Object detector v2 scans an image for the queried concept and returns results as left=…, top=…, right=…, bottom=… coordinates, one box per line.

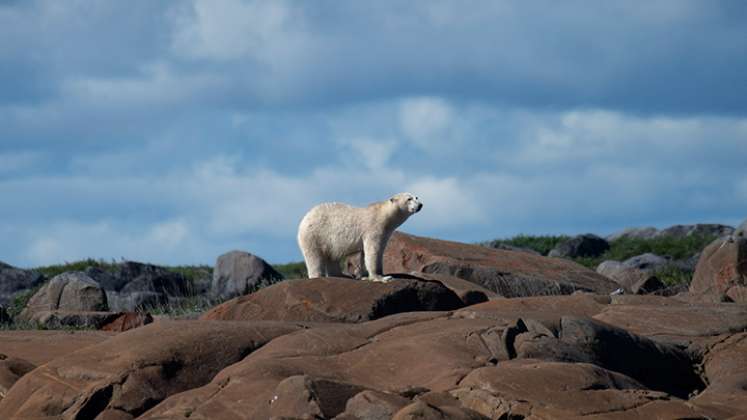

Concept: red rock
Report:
left=690, top=237, right=747, bottom=302
left=201, top=276, right=463, bottom=323
left=0, top=330, right=114, bottom=365
left=0, top=354, right=35, bottom=402
left=100, top=312, right=153, bottom=332
left=379, top=232, right=618, bottom=297
left=0, top=320, right=302, bottom=419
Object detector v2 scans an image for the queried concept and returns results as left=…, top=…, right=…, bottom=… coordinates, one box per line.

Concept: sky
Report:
left=1, top=1, right=746, bottom=267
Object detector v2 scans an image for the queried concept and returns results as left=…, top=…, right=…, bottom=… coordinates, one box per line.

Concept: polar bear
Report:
left=297, top=192, right=423, bottom=282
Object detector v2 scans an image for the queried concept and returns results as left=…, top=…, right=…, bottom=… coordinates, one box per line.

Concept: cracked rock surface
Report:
left=0, top=237, right=745, bottom=419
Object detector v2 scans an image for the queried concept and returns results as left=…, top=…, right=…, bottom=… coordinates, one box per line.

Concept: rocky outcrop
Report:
left=201, top=276, right=464, bottom=323
left=548, top=234, right=610, bottom=258
left=0, top=262, right=45, bottom=307
left=608, top=224, right=734, bottom=241
left=19, top=272, right=108, bottom=322
left=690, top=236, right=747, bottom=302
left=0, top=321, right=302, bottom=419
left=368, top=232, right=618, bottom=297
left=596, top=253, right=668, bottom=294
left=211, top=250, right=283, bottom=299
left=86, top=261, right=196, bottom=311
left=0, top=354, right=34, bottom=402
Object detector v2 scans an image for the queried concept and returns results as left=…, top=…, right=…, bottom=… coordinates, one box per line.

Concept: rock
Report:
left=340, top=390, right=410, bottom=420
left=86, top=261, right=195, bottom=312
left=99, top=312, right=153, bottom=332
left=392, top=397, right=487, bottom=420
left=606, top=226, right=659, bottom=241
left=0, top=330, right=114, bottom=366
left=692, top=333, right=747, bottom=417
left=548, top=234, right=610, bottom=258
left=690, top=236, right=747, bottom=302
left=657, top=223, right=734, bottom=239
left=593, top=300, right=747, bottom=344
left=452, top=359, right=704, bottom=419
left=403, top=272, right=497, bottom=306
left=736, top=218, right=747, bottom=236
left=596, top=253, right=669, bottom=294
left=0, top=262, right=45, bottom=307
left=0, top=354, right=35, bottom=402
left=269, top=375, right=366, bottom=419
left=479, top=241, right=541, bottom=255
left=212, top=250, right=283, bottom=299
left=19, top=272, right=108, bottom=322
left=139, top=313, right=496, bottom=419
left=24, top=310, right=125, bottom=329
left=201, top=276, right=464, bottom=323
left=607, top=224, right=734, bottom=242
left=374, top=232, right=618, bottom=297
left=0, top=320, right=303, bottom=419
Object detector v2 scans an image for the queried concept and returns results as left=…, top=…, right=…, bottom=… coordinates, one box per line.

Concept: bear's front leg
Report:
left=362, top=235, right=392, bottom=283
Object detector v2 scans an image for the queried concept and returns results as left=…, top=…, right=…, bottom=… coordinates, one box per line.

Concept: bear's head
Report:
left=390, top=192, right=423, bottom=215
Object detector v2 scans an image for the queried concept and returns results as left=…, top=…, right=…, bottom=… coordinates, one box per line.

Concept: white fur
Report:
left=297, top=193, right=422, bottom=281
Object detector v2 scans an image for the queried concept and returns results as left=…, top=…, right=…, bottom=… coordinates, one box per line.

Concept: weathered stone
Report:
left=0, top=321, right=302, bottom=419
left=201, top=276, right=464, bottom=323
left=597, top=253, right=669, bottom=294
left=99, top=312, right=153, bottom=332
left=0, top=330, right=114, bottom=366
left=452, top=359, right=705, bottom=419
left=341, top=390, right=410, bottom=420
left=269, top=375, right=366, bottom=419
left=377, top=232, right=618, bottom=297
left=690, top=236, right=747, bottom=302
left=0, top=262, right=45, bottom=307
left=19, top=272, right=108, bottom=322
left=87, top=261, right=196, bottom=312
left=212, top=250, right=283, bottom=299
left=0, top=354, right=35, bottom=402
left=548, top=234, right=610, bottom=258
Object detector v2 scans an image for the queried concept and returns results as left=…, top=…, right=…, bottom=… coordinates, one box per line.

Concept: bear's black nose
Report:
left=417, top=203, right=423, bottom=211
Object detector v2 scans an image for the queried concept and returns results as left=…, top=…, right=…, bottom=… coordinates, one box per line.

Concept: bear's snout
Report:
left=416, top=203, right=423, bottom=212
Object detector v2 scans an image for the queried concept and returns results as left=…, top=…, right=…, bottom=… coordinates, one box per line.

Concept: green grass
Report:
left=32, top=258, right=120, bottom=278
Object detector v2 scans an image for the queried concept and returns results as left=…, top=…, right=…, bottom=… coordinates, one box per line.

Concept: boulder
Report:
left=657, top=223, right=734, bottom=239
left=86, top=261, right=195, bottom=312
left=19, top=272, right=108, bottom=322
left=99, top=312, right=153, bottom=332
left=402, top=272, right=497, bottom=305
left=269, top=375, right=366, bottom=419
left=211, top=250, right=283, bottom=299
left=372, top=232, right=618, bottom=297
left=548, top=234, right=610, bottom=258
left=607, top=224, right=735, bottom=242
left=452, top=359, right=704, bottom=419
left=0, top=354, right=35, bottom=402
left=592, top=300, right=747, bottom=344
left=607, top=226, right=659, bottom=241
left=692, top=332, right=747, bottom=417
left=201, top=276, right=464, bottom=323
left=596, top=253, right=668, bottom=294
left=479, top=241, right=540, bottom=255
left=690, top=236, right=747, bottom=302
left=0, top=262, right=45, bottom=307
left=0, top=320, right=303, bottom=419
left=340, top=390, right=410, bottom=420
